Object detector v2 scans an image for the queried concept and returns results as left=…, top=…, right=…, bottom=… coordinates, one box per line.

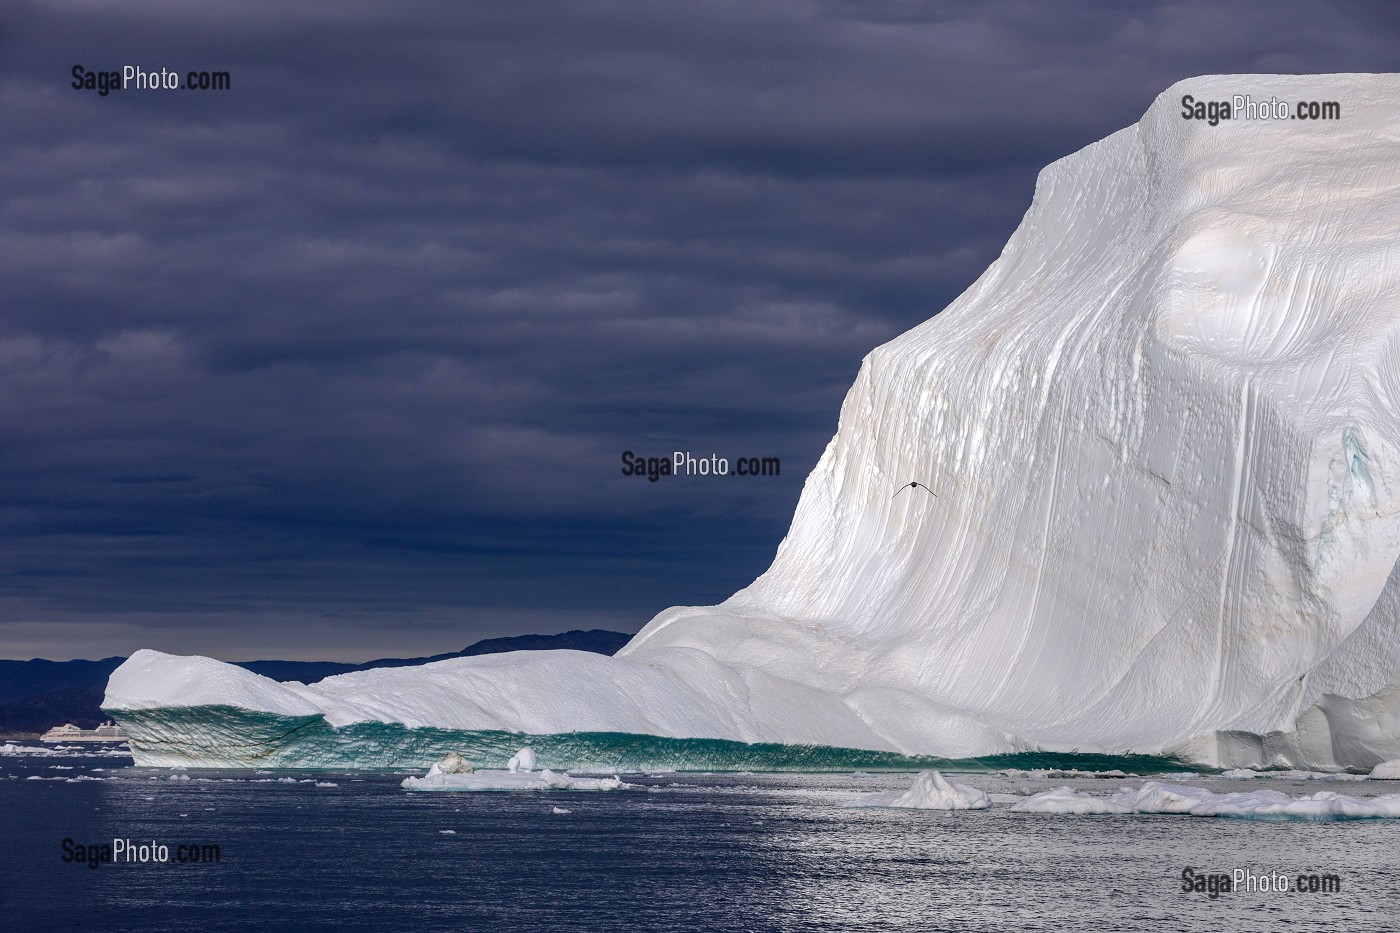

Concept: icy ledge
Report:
left=107, top=74, right=1400, bottom=770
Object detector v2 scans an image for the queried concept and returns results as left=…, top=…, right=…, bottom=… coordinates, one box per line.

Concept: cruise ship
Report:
left=39, top=721, right=129, bottom=743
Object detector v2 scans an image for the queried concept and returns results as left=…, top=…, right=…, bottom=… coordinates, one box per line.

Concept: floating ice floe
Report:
left=0, top=742, right=130, bottom=759
left=1222, top=768, right=1366, bottom=781
left=22, top=774, right=105, bottom=782
left=845, top=771, right=990, bottom=810
left=552, top=806, right=571, bottom=814
left=1013, top=781, right=1400, bottom=820
left=402, top=769, right=628, bottom=793
left=1011, top=787, right=1132, bottom=814
left=402, top=754, right=631, bottom=793
left=998, top=768, right=1135, bottom=780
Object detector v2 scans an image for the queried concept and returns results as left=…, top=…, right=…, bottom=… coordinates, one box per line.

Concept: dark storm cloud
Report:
left=0, top=1, right=1395, bottom=659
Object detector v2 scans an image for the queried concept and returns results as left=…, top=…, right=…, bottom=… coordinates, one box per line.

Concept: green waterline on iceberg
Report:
left=106, top=705, right=1194, bottom=773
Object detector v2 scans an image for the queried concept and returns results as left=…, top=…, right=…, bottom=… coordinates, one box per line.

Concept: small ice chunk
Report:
left=439, top=829, right=457, bottom=834
left=1011, top=786, right=1132, bottom=814
left=427, top=752, right=474, bottom=776
left=1221, top=768, right=1262, bottom=780
left=1111, top=781, right=1215, bottom=813
left=507, top=747, right=538, bottom=773
left=846, top=771, right=990, bottom=810
left=1370, top=760, right=1400, bottom=780
left=552, top=806, right=571, bottom=814
left=1103, top=780, right=1400, bottom=819
left=315, top=782, right=337, bottom=787
left=0, top=743, right=78, bottom=757
left=402, top=767, right=630, bottom=792
left=1191, top=789, right=1400, bottom=819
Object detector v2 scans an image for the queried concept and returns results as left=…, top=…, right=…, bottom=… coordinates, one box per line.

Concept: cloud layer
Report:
left=2, top=1, right=1396, bottom=659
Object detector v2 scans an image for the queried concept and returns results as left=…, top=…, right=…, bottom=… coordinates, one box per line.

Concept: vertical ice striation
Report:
left=623, top=73, right=1400, bottom=766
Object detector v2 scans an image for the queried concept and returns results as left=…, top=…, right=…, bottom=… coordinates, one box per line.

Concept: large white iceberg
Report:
left=105, top=74, right=1400, bottom=771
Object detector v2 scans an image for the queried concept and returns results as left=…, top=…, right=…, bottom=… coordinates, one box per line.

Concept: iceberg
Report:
left=0, top=742, right=130, bottom=759
left=845, top=770, right=991, bottom=810
left=1220, top=767, right=1365, bottom=781
left=104, top=74, right=1400, bottom=771
left=1010, top=787, right=1132, bottom=815
left=1013, top=781, right=1400, bottom=819
left=401, top=768, right=629, bottom=793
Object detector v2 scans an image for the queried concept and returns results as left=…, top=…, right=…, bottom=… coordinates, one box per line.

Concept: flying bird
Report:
left=892, top=481, right=938, bottom=499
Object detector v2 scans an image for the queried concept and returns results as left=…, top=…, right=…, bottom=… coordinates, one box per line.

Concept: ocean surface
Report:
left=3, top=743, right=1398, bottom=931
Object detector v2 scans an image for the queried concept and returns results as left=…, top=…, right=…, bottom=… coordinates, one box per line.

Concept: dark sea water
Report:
left=3, top=745, right=1399, bottom=932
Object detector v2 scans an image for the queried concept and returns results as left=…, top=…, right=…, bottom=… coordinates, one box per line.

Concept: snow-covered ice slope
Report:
left=106, top=75, right=1400, bottom=770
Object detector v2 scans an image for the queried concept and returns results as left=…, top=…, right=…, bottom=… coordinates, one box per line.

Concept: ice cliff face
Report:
left=106, top=75, right=1400, bottom=770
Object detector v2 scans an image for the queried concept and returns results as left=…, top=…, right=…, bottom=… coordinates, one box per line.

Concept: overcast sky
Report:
left=2, top=1, right=1396, bottom=660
